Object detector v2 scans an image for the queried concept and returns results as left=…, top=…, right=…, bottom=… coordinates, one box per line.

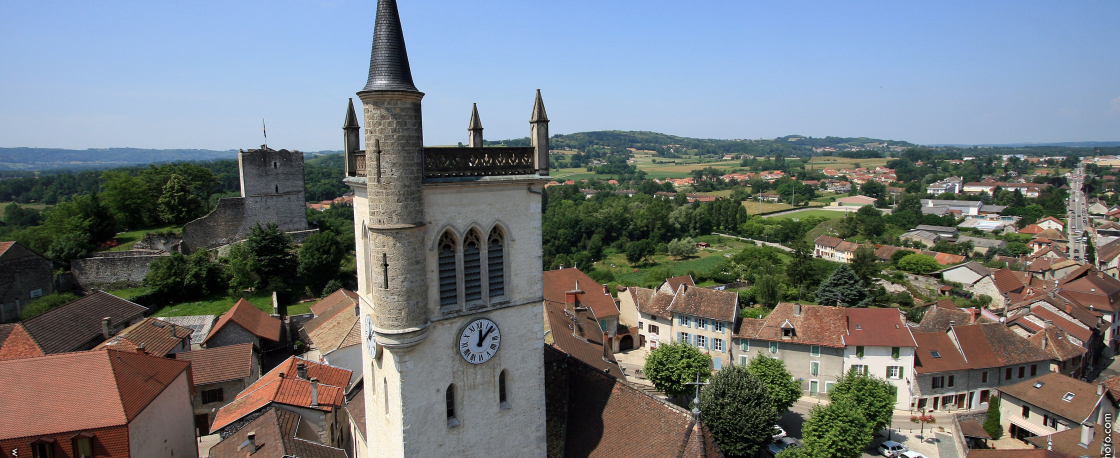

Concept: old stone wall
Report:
left=239, top=148, right=305, bottom=197
left=71, top=250, right=168, bottom=290
left=0, top=255, right=54, bottom=322
left=181, top=197, right=246, bottom=252
left=205, top=323, right=261, bottom=349
left=134, top=233, right=181, bottom=251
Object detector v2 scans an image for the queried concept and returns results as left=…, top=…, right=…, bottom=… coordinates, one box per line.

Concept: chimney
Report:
left=794, top=303, right=801, bottom=316
left=272, top=291, right=279, bottom=316
left=246, top=431, right=257, bottom=452
left=603, top=284, right=609, bottom=295
left=1098, top=384, right=1105, bottom=396
left=310, top=377, right=320, bottom=407
left=102, top=317, right=112, bottom=339
left=603, top=332, right=611, bottom=359
left=970, top=309, right=981, bottom=324
left=136, top=343, right=147, bottom=355
left=297, top=363, right=308, bottom=380
left=1041, top=332, right=1048, bottom=350
left=1079, top=422, right=1094, bottom=447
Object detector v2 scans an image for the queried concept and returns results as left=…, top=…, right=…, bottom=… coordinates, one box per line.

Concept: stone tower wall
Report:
left=239, top=148, right=305, bottom=197
left=360, top=91, right=429, bottom=333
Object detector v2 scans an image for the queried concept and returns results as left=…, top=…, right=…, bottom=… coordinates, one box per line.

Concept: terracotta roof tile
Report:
left=0, top=349, right=190, bottom=440
left=665, top=285, right=738, bottom=322
left=310, top=288, right=359, bottom=317
left=304, top=300, right=361, bottom=354
left=544, top=300, right=624, bottom=378
left=750, top=303, right=847, bottom=348
left=663, top=275, right=695, bottom=294
left=999, top=372, right=1108, bottom=424
left=175, top=343, right=256, bottom=385
left=0, top=324, right=44, bottom=360
left=346, top=385, right=366, bottom=439
left=209, top=407, right=347, bottom=458
left=912, top=331, right=969, bottom=374
left=543, top=268, right=618, bottom=319
left=204, top=298, right=282, bottom=344
left=20, top=291, right=148, bottom=354
left=210, top=356, right=351, bottom=432
left=992, top=268, right=1028, bottom=294
left=734, top=318, right=766, bottom=339
left=1026, top=326, right=1086, bottom=362
left=1026, top=423, right=1115, bottom=458
left=844, top=308, right=917, bottom=347
left=95, top=317, right=193, bottom=356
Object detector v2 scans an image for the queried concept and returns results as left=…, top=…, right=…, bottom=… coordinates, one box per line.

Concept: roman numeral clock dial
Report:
left=459, top=318, right=501, bottom=364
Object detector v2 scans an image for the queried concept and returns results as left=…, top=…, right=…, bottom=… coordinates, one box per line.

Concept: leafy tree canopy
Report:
left=746, top=353, right=802, bottom=413
left=699, top=364, right=779, bottom=457
left=815, top=264, right=866, bottom=307
left=644, top=341, right=711, bottom=399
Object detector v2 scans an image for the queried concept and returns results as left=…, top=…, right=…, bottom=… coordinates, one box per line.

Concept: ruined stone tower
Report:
left=345, top=1, right=551, bottom=456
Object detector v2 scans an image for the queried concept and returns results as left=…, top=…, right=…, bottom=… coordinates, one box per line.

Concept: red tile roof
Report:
left=304, top=296, right=361, bottom=355
left=95, top=317, right=193, bottom=356
left=310, top=288, right=359, bottom=317
left=210, top=356, right=351, bottom=432
left=1018, top=224, right=1044, bottom=235
left=663, top=275, right=695, bottom=293
left=204, top=298, right=282, bottom=344
left=747, top=303, right=847, bottom=348
left=992, top=268, right=1028, bottom=294
left=843, top=308, right=917, bottom=347
left=544, top=300, right=624, bottom=378
left=665, top=285, right=738, bottom=322
left=209, top=407, right=347, bottom=458
left=175, top=343, right=256, bottom=386
left=912, top=331, right=971, bottom=374
left=543, top=268, right=618, bottom=319
left=999, top=372, right=1108, bottom=424
left=0, top=349, right=190, bottom=440
left=0, top=324, right=44, bottom=360
left=20, top=291, right=148, bottom=354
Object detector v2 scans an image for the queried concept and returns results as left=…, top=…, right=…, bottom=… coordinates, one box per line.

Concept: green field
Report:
left=151, top=291, right=276, bottom=317
left=765, top=209, right=847, bottom=220
left=0, top=201, right=49, bottom=218
left=102, top=225, right=181, bottom=251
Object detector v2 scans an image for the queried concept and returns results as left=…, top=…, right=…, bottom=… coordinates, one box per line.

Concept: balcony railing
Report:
left=423, top=147, right=535, bottom=179
left=352, top=153, right=366, bottom=177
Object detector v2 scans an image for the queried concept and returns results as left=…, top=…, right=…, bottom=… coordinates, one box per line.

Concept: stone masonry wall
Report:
left=0, top=255, right=54, bottom=321
left=71, top=251, right=168, bottom=290
left=181, top=197, right=246, bottom=252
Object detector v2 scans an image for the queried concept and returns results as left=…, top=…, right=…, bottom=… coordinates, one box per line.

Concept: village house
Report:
left=813, top=235, right=860, bottom=263
left=301, top=290, right=363, bottom=385
left=997, top=372, right=1116, bottom=443
left=842, top=308, right=918, bottom=409
left=543, top=268, right=629, bottom=351
left=620, top=276, right=695, bottom=350
left=95, top=316, right=194, bottom=357
left=734, top=303, right=847, bottom=399
left=203, top=298, right=283, bottom=350
left=666, top=283, right=740, bottom=370
left=922, top=199, right=983, bottom=216
left=176, top=342, right=261, bottom=435
left=0, top=349, right=197, bottom=458
left=543, top=298, right=624, bottom=378
left=208, top=407, right=349, bottom=458
left=19, top=291, right=147, bottom=354
left=937, top=262, right=1002, bottom=305
left=0, top=323, right=43, bottom=361
left=900, top=229, right=941, bottom=248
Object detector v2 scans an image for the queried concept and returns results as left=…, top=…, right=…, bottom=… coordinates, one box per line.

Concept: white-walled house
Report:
left=997, top=372, right=1117, bottom=442
left=842, top=308, right=918, bottom=410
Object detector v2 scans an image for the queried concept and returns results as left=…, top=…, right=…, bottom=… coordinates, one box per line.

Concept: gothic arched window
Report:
left=438, top=231, right=458, bottom=307
left=488, top=227, right=506, bottom=298
left=463, top=230, right=483, bottom=303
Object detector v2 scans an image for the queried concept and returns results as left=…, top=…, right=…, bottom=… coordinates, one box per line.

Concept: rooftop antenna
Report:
left=263, top=118, right=268, bottom=148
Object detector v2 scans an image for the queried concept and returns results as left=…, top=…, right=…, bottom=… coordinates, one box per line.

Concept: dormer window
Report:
left=70, top=432, right=94, bottom=458
left=1063, top=392, right=1075, bottom=402
left=930, top=351, right=941, bottom=358
left=783, top=328, right=794, bottom=337
left=781, top=319, right=795, bottom=338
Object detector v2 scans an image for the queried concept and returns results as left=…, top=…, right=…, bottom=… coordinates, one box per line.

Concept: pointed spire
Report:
left=469, top=103, right=483, bottom=130
left=344, top=98, right=360, bottom=129
left=530, top=89, right=548, bottom=122
left=360, top=0, right=419, bottom=93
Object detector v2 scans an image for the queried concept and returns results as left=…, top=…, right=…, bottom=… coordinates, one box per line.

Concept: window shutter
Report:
left=438, top=232, right=457, bottom=306
left=463, top=231, right=482, bottom=302
left=900, top=367, right=904, bottom=379
left=488, top=230, right=505, bottom=297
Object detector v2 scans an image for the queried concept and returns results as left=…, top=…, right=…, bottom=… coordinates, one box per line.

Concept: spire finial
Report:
left=469, top=103, right=483, bottom=130
left=344, top=98, right=360, bottom=129
left=360, top=0, right=419, bottom=93
left=531, top=89, right=548, bottom=122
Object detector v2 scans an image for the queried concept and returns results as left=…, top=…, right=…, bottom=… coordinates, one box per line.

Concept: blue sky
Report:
left=1, top=0, right=1118, bottom=151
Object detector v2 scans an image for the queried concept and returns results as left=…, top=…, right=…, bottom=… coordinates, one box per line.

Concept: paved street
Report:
left=1068, top=166, right=1088, bottom=262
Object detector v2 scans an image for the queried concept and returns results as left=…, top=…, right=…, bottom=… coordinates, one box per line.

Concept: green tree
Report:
left=983, top=395, right=1003, bottom=439
left=2, top=203, right=41, bottom=227
left=753, top=274, right=783, bottom=307
left=667, top=237, right=698, bottom=258
left=298, top=231, right=345, bottom=293
left=100, top=170, right=153, bottom=229
left=46, top=232, right=93, bottom=266
left=19, top=292, right=79, bottom=320
left=746, top=353, right=802, bottom=413
left=644, top=341, right=712, bottom=401
left=183, top=249, right=226, bottom=298
left=793, top=399, right=871, bottom=458
left=854, top=205, right=886, bottom=238
left=226, top=242, right=259, bottom=295
left=625, top=240, right=655, bottom=265
left=1006, top=242, right=1030, bottom=257
left=815, top=264, right=867, bottom=307
left=829, top=369, right=897, bottom=437
left=699, top=364, right=779, bottom=457
left=849, top=247, right=880, bottom=285
left=321, top=279, right=344, bottom=297
left=897, top=254, right=940, bottom=274
left=157, top=174, right=204, bottom=224
left=891, top=194, right=923, bottom=229
left=143, top=252, right=189, bottom=297
left=246, top=223, right=297, bottom=288
left=1087, top=237, right=1096, bottom=265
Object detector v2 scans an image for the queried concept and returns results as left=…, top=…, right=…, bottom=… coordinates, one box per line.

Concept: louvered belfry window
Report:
left=488, top=227, right=505, bottom=298
left=438, top=231, right=458, bottom=306
left=463, top=230, right=483, bottom=302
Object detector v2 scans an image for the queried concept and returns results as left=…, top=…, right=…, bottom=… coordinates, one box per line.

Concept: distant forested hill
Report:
left=0, top=147, right=344, bottom=171
left=485, top=131, right=913, bottom=157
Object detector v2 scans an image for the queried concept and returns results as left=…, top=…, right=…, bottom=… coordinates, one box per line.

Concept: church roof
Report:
left=360, top=0, right=418, bottom=93
left=343, top=98, right=360, bottom=129
left=469, top=103, right=482, bottom=130
left=531, top=89, right=549, bottom=122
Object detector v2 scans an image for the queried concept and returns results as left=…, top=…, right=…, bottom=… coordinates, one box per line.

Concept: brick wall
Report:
left=71, top=251, right=168, bottom=290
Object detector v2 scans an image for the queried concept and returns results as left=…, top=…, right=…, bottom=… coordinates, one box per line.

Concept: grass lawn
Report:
left=152, top=291, right=275, bottom=317
left=766, top=209, right=847, bottom=220
left=743, top=201, right=793, bottom=214
left=0, top=201, right=49, bottom=218
left=803, top=156, right=890, bottom=171
left=103, top=224, right=181, bottom=251
left=287, top=302, right=313, bottom=316
left=590, top=235, right=767, bottom=287
left=106, top=286, right=153, bottom=301
left=804, top=216, right=848, bottom=244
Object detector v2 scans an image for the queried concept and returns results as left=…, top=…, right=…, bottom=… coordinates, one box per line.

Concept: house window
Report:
left=856, top=346, right=865, bottom=358
left=769, top=342, right=778, bottom=353
left=1030, top=364, right=1037, bottom=376
left=887, top=366, right=902, bottom=379
left=695, top=335, right=707, bottom=349
left=1022, top=405, right=1030, bottom=418
left=739, top=355, right=749, bottom=365
left=712, top=339, right=724, bottom=352
left=201, top=388, right=224, bottom=404
left=680, top=332, right=690, bottom=344
left=740, top=339, right=749, bottom=352
left=851, top=365, right=868, bottom=375
left=782, top=327, right=794, bottom=337
left=72, top=435, right=93, bottom=458
left=463, top=230, right=483, bottom=303
left=982, top=371, right=988, bottom=383
left=948, top=375, right=955, bottom=387
left=488, top=227, right=505, bottom=298
left=638, top=322, right=644, bottom=330
left=714, top=321, right=725, bottom=333
left=810, top=361, right=820, bottom=376
left=499, top=370, right=510, bottom=409
left=1005, top=368, right=1012, bottom=380
left=697, top=318, right=707, bottom=330
left=599, top=320, right=608, bottom=332
left=678, top=315, right=685, bottom=326
left=649, top=324, right=659, bottom=334
left=932, top=376, right=944, bottom=389
left=446, top=384, right=459, bottom=427
left=438, top=231, right=458, bottom=307
left=32, top=442, right=53, bottom=458
left=1043, top=414, right=1057, bottom=429
left=30, top=288, right=43, bottom=299
left=891, top=347, right=900, bottom=359
left=811, top=345, right=820, bottom=357
left=1018, top=366, right=1025, bottom=378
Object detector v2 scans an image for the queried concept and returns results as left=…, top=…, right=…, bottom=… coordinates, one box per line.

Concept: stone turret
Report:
left=343, top=98, right=362, bottom=177
left=357, top=0, right=429, bottom=350
left=468, top=103, right=483, bottom=148
left=530, top=89, right=550, bottom=176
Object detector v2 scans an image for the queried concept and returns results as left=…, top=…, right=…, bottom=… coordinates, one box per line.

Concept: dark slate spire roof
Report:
left=343, top=98, right=360, bottom=129
left=469, top=103, right=483, bottom=130
left=360, top=0, right=419, bottom=93
left=531, top=89, right=549, bottom=122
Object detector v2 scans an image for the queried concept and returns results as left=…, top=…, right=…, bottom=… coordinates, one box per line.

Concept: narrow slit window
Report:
left=488, top=227, right=506, bottom=298
left=382, top=253, right=389, bottom=289
left=446, top=384, right=457, bottom=420
left=438, top=232, right=458, bottom=307
left=463, top=230, right=482, bottom=302
left=499, top=370, right=509, bottom=408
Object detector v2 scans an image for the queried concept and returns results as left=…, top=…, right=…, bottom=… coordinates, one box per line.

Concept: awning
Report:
left=1006, top=414, right=1052, bottom=436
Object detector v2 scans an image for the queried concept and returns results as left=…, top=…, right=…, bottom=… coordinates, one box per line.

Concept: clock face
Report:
left=364, top=314, right=380, bottom=358
left=459, top=318, right=501, bottom=365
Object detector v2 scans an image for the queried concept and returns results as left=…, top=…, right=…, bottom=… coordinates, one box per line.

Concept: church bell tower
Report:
left=347, top=1, right=550, bottom=456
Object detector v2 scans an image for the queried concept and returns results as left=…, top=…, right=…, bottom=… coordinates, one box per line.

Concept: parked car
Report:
left=772, top=425, right=787, bottom=440
left=878, top=440, right=909, bottom=457
left=900, top=452, right=929, bottom=458
left=767, top=437, right=801, bottom=456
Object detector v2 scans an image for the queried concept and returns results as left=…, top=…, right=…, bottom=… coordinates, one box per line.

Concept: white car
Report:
left=899, top=452, right=929, bottom=458
left=772, top=425, right=787, bottom=440
left=878, top=440, right=909, bottom=457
